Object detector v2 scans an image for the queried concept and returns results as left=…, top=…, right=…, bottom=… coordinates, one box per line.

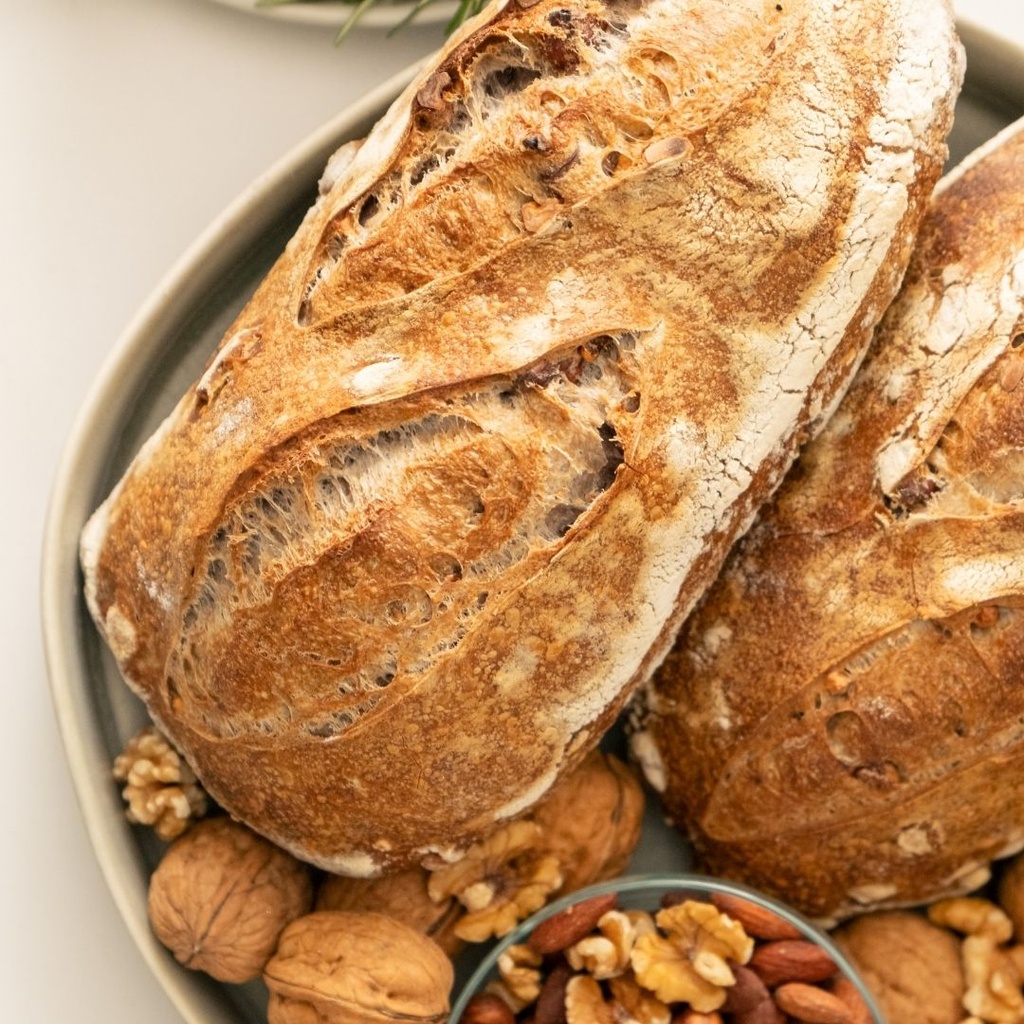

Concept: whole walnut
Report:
left=264, top=911, right=453, bottom=1024
left=316, top=866, right=464, bottom=957
left=532, top=749, right=645, bottom=893
left=147, top=816, right=313, bottom=983
left=833, top=910, right=965, bottom=1024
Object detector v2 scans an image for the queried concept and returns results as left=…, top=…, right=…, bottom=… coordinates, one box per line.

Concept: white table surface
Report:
left=4, top=1, right=1022, bottom=1020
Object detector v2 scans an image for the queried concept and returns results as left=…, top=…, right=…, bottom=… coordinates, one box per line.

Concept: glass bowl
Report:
left=449, top=873, right=883, bottom=1022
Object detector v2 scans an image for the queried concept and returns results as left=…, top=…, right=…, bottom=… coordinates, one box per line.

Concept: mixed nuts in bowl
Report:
left=451, top=874, right=882, bottom=1024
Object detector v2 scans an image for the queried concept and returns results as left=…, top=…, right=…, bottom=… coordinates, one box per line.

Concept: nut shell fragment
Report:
left=264, top=911, right=453, bottom=1024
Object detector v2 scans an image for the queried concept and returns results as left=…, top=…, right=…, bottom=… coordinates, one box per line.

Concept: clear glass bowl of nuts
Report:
left=450, top=873, right=883, bottom=1023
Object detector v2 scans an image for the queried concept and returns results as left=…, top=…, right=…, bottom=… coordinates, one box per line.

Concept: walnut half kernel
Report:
left=423, top=750, right=646, bottom=944
left=428, top=820, right=564, bottom=943
left=113, top=725, right=207, bottom=840
left=631, top=901, right=755, bottom=1011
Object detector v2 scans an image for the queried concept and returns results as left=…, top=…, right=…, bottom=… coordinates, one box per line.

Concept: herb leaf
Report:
left=253, top=0, right=484, bottom=36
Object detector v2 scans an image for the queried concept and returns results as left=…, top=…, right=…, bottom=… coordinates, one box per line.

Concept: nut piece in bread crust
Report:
left=633, top=116, right=1024, bottom=920
left=80, top=0, right=963, bottom=873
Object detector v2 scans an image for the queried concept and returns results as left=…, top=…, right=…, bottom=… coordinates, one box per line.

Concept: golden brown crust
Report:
left=638, top=117, right=1024, bottom=921
left=81, top=0, right=962, bottom=872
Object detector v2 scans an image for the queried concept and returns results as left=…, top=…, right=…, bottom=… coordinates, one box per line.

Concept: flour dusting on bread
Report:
left=639, top=116, right=1024, bottom=922
left=82, top=0, right=963, bottom=872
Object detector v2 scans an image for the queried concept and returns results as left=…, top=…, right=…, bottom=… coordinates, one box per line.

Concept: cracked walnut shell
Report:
left=264, top=911, right=453, bottom=1024
left=147, top=816, right=313, bottom=983
left=113, top=725, right=207, bottom=840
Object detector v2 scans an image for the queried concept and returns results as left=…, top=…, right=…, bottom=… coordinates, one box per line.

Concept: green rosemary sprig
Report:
left=254, top=0, right=488, bottom=42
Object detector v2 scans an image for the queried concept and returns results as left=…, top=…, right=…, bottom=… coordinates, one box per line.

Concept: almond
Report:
left=774, top=982, right=855, bottom=1024
left=534, top=959, right=574, bottom=1024
left=711, top=892, right=803, bottom=941
left=829, top=977, right=874, bottom=1024
left=722, top=965, right=774, bottom=1014
left=730, top=996, right=785, bottom=1024
left=749, top=939, right=839, bottom=987
left=528, top=893, right=619, bottom=955
left=459, top=993, right=517, bottom=1024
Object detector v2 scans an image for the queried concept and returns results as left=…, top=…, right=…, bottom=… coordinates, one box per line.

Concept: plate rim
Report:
left=40, top=61, right=422, bottom=1024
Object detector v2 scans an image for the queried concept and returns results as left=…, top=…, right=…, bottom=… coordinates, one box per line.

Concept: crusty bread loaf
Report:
left=633, top=115, right=1024, bottom=923
left=80, top=0, right=962, bottom=874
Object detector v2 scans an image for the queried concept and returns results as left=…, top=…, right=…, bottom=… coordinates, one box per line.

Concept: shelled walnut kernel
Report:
left=425, top=751, right=646, bottom=944
left=428, top=820, right=564, bottom=942
left=113, top=725, right=207, bottom=840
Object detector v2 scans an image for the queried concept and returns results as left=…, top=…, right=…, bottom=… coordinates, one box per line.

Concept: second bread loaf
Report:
left=634, top=115, right=1024, bottom=923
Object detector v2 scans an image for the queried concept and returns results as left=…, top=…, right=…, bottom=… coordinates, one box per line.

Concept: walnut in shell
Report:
left=147, top=816, right=313, bottom=983
left=316, top=865, right=464, bottom=957
left=264, top=911, right=453, bottom=1024
left=532, top=749, right=645, bottom=894
left=833, top=910, right=965, bottom=1024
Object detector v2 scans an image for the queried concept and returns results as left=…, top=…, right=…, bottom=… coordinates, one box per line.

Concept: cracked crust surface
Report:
left=638, top=116, right=1024, bottom=921
left=81, top=0, right=961, bottom=872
